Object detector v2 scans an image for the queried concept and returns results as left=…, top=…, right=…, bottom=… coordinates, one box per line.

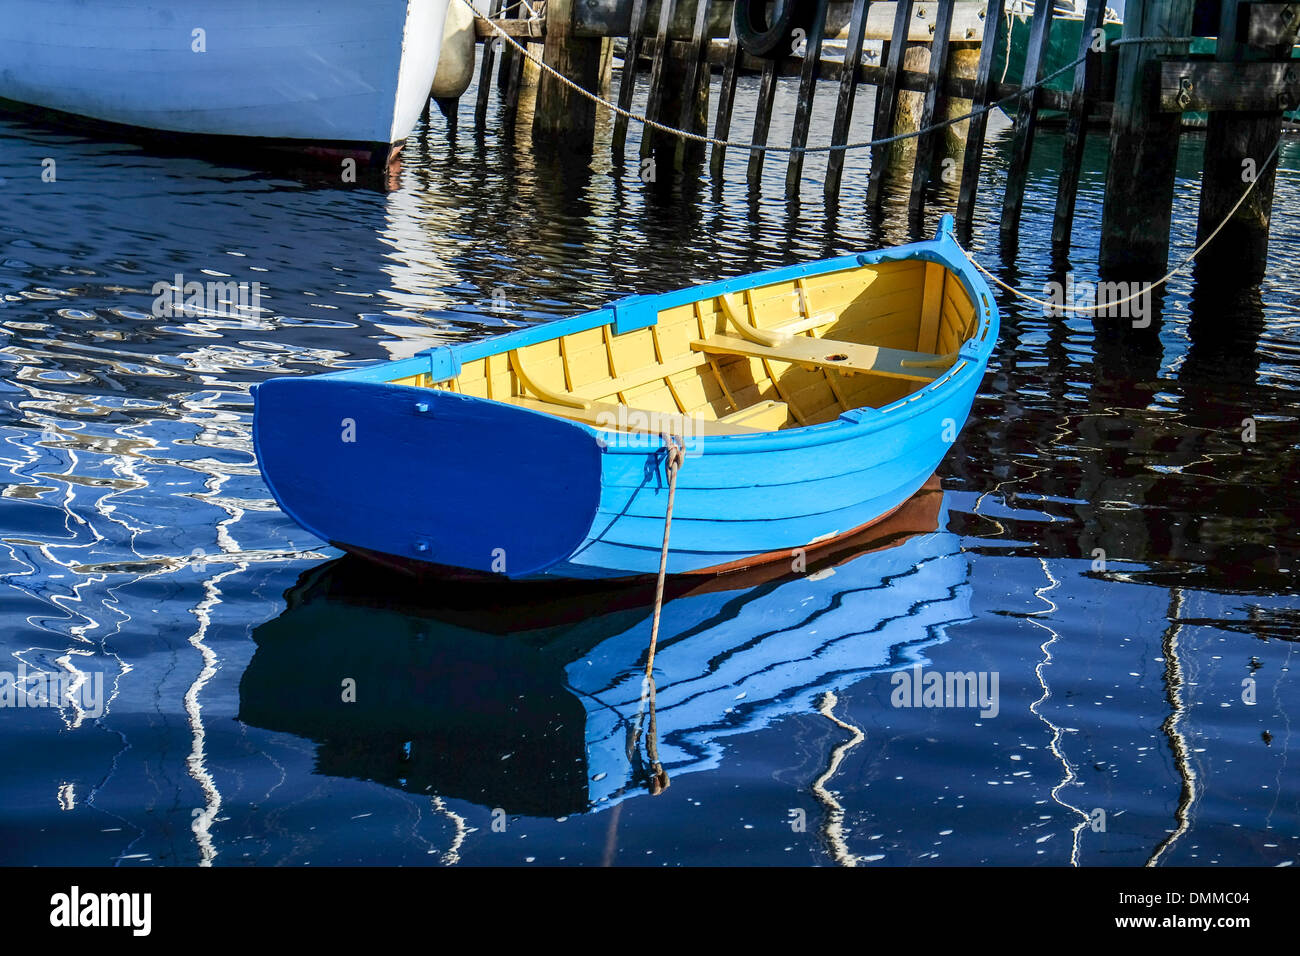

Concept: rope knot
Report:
left=660, top=432, right=686, bottom=476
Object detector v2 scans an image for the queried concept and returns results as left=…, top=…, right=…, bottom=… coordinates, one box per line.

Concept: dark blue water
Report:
left=1, top=62, right=1297, bottom=866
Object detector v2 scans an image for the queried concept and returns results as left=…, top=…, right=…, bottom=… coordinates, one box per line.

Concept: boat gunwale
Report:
left=275, top=219, right=999, bottom=455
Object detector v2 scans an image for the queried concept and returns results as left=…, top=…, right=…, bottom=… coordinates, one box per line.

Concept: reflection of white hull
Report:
left=0, top=0, right=449, bottom=149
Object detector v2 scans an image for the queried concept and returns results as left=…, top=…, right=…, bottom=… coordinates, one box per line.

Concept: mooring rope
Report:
left=1000, top=10, right=1014, bottom=84
left=959, top=136, right=1283, bottom=312
left=463, top=0, right=1195, bottom=156
left=645, top=435, right=684, bottom=681
left=644, top=674, right=670, bottom=794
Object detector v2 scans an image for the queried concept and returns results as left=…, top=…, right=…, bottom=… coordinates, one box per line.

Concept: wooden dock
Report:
left=451, top=0, right=1300, bottom=281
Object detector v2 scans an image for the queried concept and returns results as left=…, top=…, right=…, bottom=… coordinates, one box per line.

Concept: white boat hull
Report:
left=0, top=0, right=450, bottom=150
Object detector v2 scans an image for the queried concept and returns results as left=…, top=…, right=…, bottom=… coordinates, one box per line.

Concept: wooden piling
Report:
left=907, top=0, right=957, bottom=221
left=611, top=0, right=650, bottom=158
left=998, top=0, right=1056, bottom=249
left=786, top=0, right=833, bottom=197
left=1051, top=0, right=1108, bottom=252
left=941, top=44, right=980, bottom=157
left=534, top=0, right=606, bottom=146
left=1195, top=0, right=1290, bottom=282
left=710, top=20, right=744, bottom=178
left=669, top=0, right=714, bottom=169
left=475, top=0, right=506, bottom=129
left=747, top=59, right=780, bottom=189
left=824, top=0, right=872, bottom=199
left=1099, top=0, right=1198, bottom=277
left=500, top=3, right=528, bottom=113
left=640, top=0, right=680, bottom=160
left=462, top=0, right=1295, bottom=287
left=599, top=37, right=616, bottom=93
left=892, top=42, right=933, bottom=176
left=503, top=48, right=527, bottom=116
left=955, top=0, right=1005, bottom=234
left=866, top=0, right=917, bottom=208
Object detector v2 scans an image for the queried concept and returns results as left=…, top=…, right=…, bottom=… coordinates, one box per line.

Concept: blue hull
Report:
left=253, top=216, right=998, bottom=579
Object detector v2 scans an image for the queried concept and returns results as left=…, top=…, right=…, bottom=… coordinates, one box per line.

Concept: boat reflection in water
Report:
left=239, top=476, right=972, bottom=818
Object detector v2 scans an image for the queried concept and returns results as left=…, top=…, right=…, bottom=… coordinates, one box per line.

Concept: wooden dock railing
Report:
left=452, top=0, right=1300, bottom=281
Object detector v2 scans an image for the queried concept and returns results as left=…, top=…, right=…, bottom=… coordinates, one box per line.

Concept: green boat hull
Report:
left=990, top=13, right=1123, bottom=123
left=992, top=13, right=1299, bottom=128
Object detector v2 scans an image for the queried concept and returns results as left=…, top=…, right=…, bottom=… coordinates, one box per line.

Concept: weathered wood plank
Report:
left=604, top=37, right=1078, bottom=111
left=671, top=0, right=713, bottom=168
left=786, top=0, right=834, bottom=196
left=907, top=0, right=957, bottom=221
left=499, top=0, right=527, bottom=109
left=501, top=2, right=529, bottom=116
left=1051, top=0, right=1107, bottom=251
left=868, top=61, right=1079, bottom=110
left=1159, top=60, right=1300, bottom=112
left=1244, top=1, right=1300, bottom=48
left=824, top=0, right=873, bottom=199
left=573, top=0, right=987, bottom=42
left=474, top=17, right=545, bottom=38
left=998, top=0, right=1055, bottom=248
left=866, top=0, right=916, bottom=208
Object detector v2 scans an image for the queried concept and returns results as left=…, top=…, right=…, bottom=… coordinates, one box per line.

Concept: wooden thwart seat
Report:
left=691, top=333, right=955, bottom=383
left=718, top=291, right=836, bottom=347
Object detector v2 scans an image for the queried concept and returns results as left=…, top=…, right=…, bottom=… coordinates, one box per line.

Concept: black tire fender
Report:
left=733, top=0, right=820, bottom=60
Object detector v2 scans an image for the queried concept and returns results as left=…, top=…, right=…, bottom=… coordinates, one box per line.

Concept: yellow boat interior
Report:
left=392, top=258, right=979, bottom=436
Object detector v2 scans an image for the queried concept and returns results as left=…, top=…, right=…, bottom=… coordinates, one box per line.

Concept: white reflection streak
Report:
left=1147, top=588, right=1196, bottom=867
left=430, top=796, right=470, bottom=866
left=53, top=648, right=94, bottom=729
left=1027, top=558, right=1090, bottom=865
left=1265, top=640, right=1295, bottom=833
left=812, top=690, right=865, bottom=867
left=185, top=472, right=246, bottom=868
left=186, top=563, right=240, bottom=867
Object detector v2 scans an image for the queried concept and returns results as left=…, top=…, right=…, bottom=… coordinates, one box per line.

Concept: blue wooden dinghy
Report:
left=253, top=215, right=998, bottom=580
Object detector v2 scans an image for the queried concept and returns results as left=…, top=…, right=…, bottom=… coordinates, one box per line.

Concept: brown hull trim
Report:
left=335, top=476, right=945, bottom=596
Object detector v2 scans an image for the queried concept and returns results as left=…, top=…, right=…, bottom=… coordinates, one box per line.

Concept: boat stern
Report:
left=253, top=376, right=604, bottom=578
